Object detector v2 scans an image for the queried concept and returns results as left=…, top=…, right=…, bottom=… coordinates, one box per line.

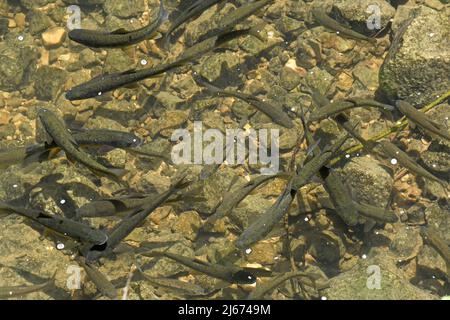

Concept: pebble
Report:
left=42, top=27, right=66, bottom=47
left=14, top=13, right=25, bottom=28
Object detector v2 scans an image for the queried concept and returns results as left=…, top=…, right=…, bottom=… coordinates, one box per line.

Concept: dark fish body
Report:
left=37, top=108, right=126, bottom=180
left=312, top=7, right=376, bottom=43
left=198, top=0, right=273, bottom=42
left=396, top=100, right=450, bottom=142
left=309, top=98, right=393, bottom=122
left=136, top=266, right=207, bottom=296
left=68, top=1, right=165, bottom=48
left=235, top=179, right=296, bottom=250
left=378, top=140, right=445, bottom=185
left=77, top=258, right=117, bottom=299
left=292, top=132, right=350, bottom=190
left=0, top=202, right=108, bottom=245
left=66, top=29, right=250, bottom=101
left=142, top=251, right=257, bottom=284
left=353, top=201, right=398, bottom=223
left=0, top=273, right=55, bottom=299
left=72, top=129, right=142, bottom=149
left=164, top=0, right=223, bottom=44
left=205, top=173, right=288, bottom=228
left=197, top=78, right=293, bottom=128
left=319, top=167, right=359, bottom=226
left=76, top=196, right=149, bottom=218
left=420, top=226, right=450, bottom=281
left=333, top=114, right=378, bottom=150
left=247, top=270, right=320, bottom=300
left=85, top=175, right=190, bottom=261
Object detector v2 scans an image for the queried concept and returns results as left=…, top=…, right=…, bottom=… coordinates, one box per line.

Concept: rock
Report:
left=0, top=44, right=38, bottom=92
left=19, top=0, right=53, bottom=10
left=104, top=0, right=146, bottom=18
left=62, top=0, right=105, bottom=6
left=41, top=27, right=66, bottom=47
left=338, top=156, right=393, bottom=207
left=171, top=211, right=202, bottom=241
left=280, top=66, right=302, bottom=91
left=0, top=18, right=8, bottom=36
left=104, top=49, right=134, bottom=73
left=322, top=249, right=438, bottom=300
left=246, top=242, right=279, bottom=265
left=331, top=0, right=395, bottom=36
left=27, top=10, right=52, bottom=35
left=352, top=59, right=381, bottom=92
left=33, top=66, right=68, bottom=101
left=379, top=6, right=450, bottom=106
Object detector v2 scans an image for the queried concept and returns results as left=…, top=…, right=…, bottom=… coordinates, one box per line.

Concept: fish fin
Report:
left=108, top=168, right=128, bottom=180
left=111, top=28, right=129, bottom=34
left=363, top=219, right=377, bottom=233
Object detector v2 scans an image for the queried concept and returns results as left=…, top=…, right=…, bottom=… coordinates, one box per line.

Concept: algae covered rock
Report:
left=379, top=6, right=450, bottom=106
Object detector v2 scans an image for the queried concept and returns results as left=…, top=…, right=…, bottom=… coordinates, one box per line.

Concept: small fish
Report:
left=77, top=257, right=117, bottom=299
left=247, top=270, right=324, bottom=300
left=396, top=100, right=450, bottom=142
left=163, top=0, right=223, bottom=46
left=333, top=113, right=378, bottom=150
left=0, top=202, right=108, bottom=245
left=68, top=1, right=165, bottom=48
left=0, top=271, right=56, bottom=299
left=135, top=263, right=208, bottom=296
left=352, top=201, right=398, bottom=223
left=141, top=251, right=260, bottom=284
left=420, top=226, right=450, bottom=281
left=195, top=76, right=294, bottom=128
left=0, top=145, right=47, bottom=169
left=72, top=129, right=142, bottom=149
left=309, top=98, right=393, bottom=122
left=37, top=108, right=127, bottom=181
left=76, top=194, right=153, bottom=218
left=292, top=131, right=350, bottom=190
left=198, top=0, right=273, bottom=42
left=235, top=178, right=296, bottom=250
left=319, top=166, right=359, bottom=226
left=378, top=140, right=446, bottom=186
left=312, top=7, right=376, bottom=43
left=127, top=146, right=172, bottom=163
left=84, top=173, right=190, bottom=261
left=204, top=173, right=290, bottom=229
left=66, top=28, right=251, bottom=101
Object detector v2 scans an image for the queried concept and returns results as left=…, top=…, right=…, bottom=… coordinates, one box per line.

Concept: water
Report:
left=0, top=0, right=448, bottom=300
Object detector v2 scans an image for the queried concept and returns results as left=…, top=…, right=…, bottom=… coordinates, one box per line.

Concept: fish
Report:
left=37, top=108, right=127, bottom=181
left=140, top=251, right=260, bottom=284
left=204, top=173, right=290, bottom=230
left=319, top=166, right=360, bottom=226
left=135, top=263, right=208, bottom=296
left=292, top=131, right=351, bottom=190
left=235, top=178, right=296, bottom=250
left=0, top=202, right=108, bottom=245
left=396, top=100, right=450, bottom=142
left=247, top=270, right=325, bottom=300
left=333, top=113, right=377, bottom=151
left=308, top=98, right=394, bottom=122
left=65, top=28, right=252, bottom=101
left=195, top=76, right=294, bottom=128
left=163, top=0, right=223, bottom=46
left=77, top=257, right=117, bottom=299
left=0, top=271, right=56, bottom=299
left=0, top=130, right=142, bottom=170
left=378, top=140, right=446, bottom=186
left=84, top=173, right=191, bottom=261
left=68, top=1, right=165, bottom=48
left=420, top=226, right=450, bottom=281
left=311, top=7, right=376, bottom=43
left=197, top=0, right=273, bottom=42
left=72, top=129, right=143, bottom=149
left=352, top=201, right=398, bottom=223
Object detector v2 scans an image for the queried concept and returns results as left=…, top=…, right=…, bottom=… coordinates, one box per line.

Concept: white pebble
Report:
left=56, top=243, right=65, bottom=250
left=245, top=248, right=252, bottom=254
left=17, top=35, right=24, bottom=41
left=390, top=158, right=398, bottom=165
left=362, top=254, right=367, bottom=259
left=60, top=199, right=66, bottom=204
left=140, top=59, right=148, bottom=66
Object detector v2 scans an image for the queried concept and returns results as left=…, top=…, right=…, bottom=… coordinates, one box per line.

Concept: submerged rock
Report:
left=379, top=6, right=450, bottom=106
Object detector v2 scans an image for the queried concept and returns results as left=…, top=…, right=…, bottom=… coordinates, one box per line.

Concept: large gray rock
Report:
left=379, top=6, right=450, bottom=106
left=323, top=249, right=438, bottom=300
